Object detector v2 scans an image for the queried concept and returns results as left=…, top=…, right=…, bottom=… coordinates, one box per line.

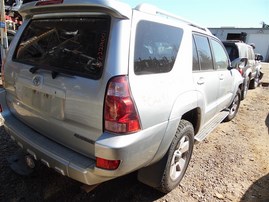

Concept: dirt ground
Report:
left=0, top=64, right=269, bottom=202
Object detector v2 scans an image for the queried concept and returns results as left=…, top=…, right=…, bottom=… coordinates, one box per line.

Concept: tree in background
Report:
left=261, top=21, right=269, bottom=28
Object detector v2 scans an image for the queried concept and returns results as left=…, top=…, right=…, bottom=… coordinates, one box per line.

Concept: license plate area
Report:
left=17, top=86, right=65, bottom=120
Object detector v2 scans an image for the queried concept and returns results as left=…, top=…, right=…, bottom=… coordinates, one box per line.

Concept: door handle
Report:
left=219, top=74, right=224, bottom=80
left=197, top=77, right=205, bottom=85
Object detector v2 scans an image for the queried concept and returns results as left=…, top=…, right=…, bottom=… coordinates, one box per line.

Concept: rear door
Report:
left=210, top=38, right=233, bottom=111
left=247, top=46, right=257, bottom=78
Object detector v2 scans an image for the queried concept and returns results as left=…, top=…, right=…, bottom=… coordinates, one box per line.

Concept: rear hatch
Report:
left=3, top=1, right=130, bottom=158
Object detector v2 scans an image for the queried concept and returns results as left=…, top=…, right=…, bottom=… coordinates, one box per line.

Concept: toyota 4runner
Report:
left=0, top=0, right=243, bottom=193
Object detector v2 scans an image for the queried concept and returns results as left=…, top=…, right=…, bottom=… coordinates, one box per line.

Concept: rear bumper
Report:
left=0, top=89, right=167, bottom=185
left=0, top=93, right=108, bottom=185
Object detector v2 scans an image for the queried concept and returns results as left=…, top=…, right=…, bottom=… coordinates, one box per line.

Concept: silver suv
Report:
left=223, top=40, right=263, bottom=100
left=0, top=0, right=243, bottom=193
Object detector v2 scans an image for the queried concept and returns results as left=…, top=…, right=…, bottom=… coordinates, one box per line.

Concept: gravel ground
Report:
left=0, top=65, right=269, bottom=202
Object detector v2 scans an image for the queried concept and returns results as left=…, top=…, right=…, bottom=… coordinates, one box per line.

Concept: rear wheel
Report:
left=224, top=89, right=241, bottom=122
left=157, top=120, right=194, bottom=193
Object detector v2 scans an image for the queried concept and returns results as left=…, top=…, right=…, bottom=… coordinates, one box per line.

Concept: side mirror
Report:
left=231, top=57, right=248, bottom=69
left=255, top=54, right=263, bottom=61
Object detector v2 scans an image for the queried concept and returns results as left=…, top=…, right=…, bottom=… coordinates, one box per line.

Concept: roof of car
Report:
left=19, top=0, right=132, bottom=19
left=222, top=40, right=253, bottom=48
left=19, top=0, right=212, bottom=36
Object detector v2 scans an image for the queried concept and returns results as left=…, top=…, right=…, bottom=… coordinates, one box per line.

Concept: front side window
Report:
left=193, top=34, right=214, bottom=71
left=14, top=17, right=110, bottom=79
left=134, top=21, right=183, bottom=75
left=211, top=39, right=229, bottom=69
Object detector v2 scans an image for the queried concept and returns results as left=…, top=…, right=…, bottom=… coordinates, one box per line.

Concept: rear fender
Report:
left=153, top=90, right=198, bottom=162
left=137, top=91, right=198, bottom=187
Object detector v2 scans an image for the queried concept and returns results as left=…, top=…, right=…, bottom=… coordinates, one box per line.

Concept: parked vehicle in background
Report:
left=223, top=40, right=263, bottom=100
left=0, top=0, right=243, bottom=194
left=0, top=30, right=16, bottom=72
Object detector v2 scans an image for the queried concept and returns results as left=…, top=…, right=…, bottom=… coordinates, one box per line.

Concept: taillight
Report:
left=96, top=157, right=120, bottom=170
left=36, top=0, right=63, bottom=6
left=104, top=76, right=141, bottom=134
left=238, top=68, right=243, bottom=75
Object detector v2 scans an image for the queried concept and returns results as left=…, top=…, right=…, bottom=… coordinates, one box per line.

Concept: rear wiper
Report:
left=51, top=71, right=59, bottom=79
left=29, top=66, right=59, bottom=79
left=29, top=66, right=39, bottom=74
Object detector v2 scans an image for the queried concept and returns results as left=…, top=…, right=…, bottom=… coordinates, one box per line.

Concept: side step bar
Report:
left=195, top=111, right=229, bottom=142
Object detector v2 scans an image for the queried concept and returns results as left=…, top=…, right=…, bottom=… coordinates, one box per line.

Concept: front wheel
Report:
left=157, top=120, right=194, bottom=193
left=224, top=89, right=241, bottom=122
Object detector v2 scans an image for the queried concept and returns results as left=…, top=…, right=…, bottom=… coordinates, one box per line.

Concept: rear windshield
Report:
left=14, top=17, right=110, bottom=79
left=223, top=44, right=239, bottom=62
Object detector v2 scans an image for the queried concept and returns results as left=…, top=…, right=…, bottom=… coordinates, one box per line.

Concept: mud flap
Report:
left=137, top=153, right=168, bottom=188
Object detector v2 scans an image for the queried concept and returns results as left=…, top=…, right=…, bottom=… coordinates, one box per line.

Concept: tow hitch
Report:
left=7, top=151, right=35, bottom=176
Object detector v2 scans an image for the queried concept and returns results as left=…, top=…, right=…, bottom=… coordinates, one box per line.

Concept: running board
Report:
left=195, top=111, right=229, bottom=142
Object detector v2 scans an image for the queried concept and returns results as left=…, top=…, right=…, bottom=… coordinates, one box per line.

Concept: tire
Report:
left=241, top=77, right=249, bottom=100
left=249, top=73, right=260, bottom=89
left=157, top=120, right=194, bottom=193
left=224, top=89, right=241, bottom=122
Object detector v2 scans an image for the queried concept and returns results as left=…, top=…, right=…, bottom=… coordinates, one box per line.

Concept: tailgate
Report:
left=3, top=15, right=111, bottom=157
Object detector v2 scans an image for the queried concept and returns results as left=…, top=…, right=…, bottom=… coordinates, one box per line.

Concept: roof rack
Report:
left=135, top=3, right=211, bottom=34
left=222, top=40, right=244, bottom=43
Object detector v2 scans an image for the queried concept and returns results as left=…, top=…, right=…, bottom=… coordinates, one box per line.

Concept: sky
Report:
left=120, top=0, right=269, bottom=28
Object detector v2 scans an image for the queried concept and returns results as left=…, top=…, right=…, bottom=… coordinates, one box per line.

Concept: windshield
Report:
left=14, top=17, right=110, bottom=79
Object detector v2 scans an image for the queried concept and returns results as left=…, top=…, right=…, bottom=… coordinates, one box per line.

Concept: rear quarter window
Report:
left=14, top=17, right=110, bottom=79
left=134, top=21, right=183, bottom=75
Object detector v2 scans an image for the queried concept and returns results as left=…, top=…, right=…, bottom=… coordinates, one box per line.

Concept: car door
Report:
left=192, top=34, right=219, bottom=125
left=210, top=38, right=233, bottom=111
left=247, top=46, right=257, bottom=78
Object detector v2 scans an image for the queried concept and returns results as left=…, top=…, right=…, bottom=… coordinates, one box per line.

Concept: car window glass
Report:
left=193, top=35, right=214, bottom=70
left=14, top=17, right=110, bottom=79
left=224, top=45, right=238, bottom=62
left=238, top=46, right=248, bottom=58
left=134, top=21, right=183, bottom=75
left=248, top=47, right=254, bottom=60
left=211, top=39, right=228, bottom=69
left=192, top=36, right=200, bottom=71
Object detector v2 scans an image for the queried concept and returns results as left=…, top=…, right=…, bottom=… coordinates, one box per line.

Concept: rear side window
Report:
left=134, top=21, right=183, bottom=75
left=14, top=17, right=110, bottom=79
left=193, top=34, right=214, bottom=71
left=238, top=46, right=248, bottom=58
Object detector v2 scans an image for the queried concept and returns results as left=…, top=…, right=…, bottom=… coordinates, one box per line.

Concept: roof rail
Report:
left=135, top=3, right=211, bottom=34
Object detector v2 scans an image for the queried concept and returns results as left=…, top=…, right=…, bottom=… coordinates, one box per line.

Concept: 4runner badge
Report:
left=32, top=75, right=43, bottom=87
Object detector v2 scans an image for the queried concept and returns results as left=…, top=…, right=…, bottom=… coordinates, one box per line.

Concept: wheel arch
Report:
left=137, top=108, right=200, bottom=188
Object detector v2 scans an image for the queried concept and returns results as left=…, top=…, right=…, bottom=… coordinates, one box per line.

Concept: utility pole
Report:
left=0, top=0, right=8, bottom=66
